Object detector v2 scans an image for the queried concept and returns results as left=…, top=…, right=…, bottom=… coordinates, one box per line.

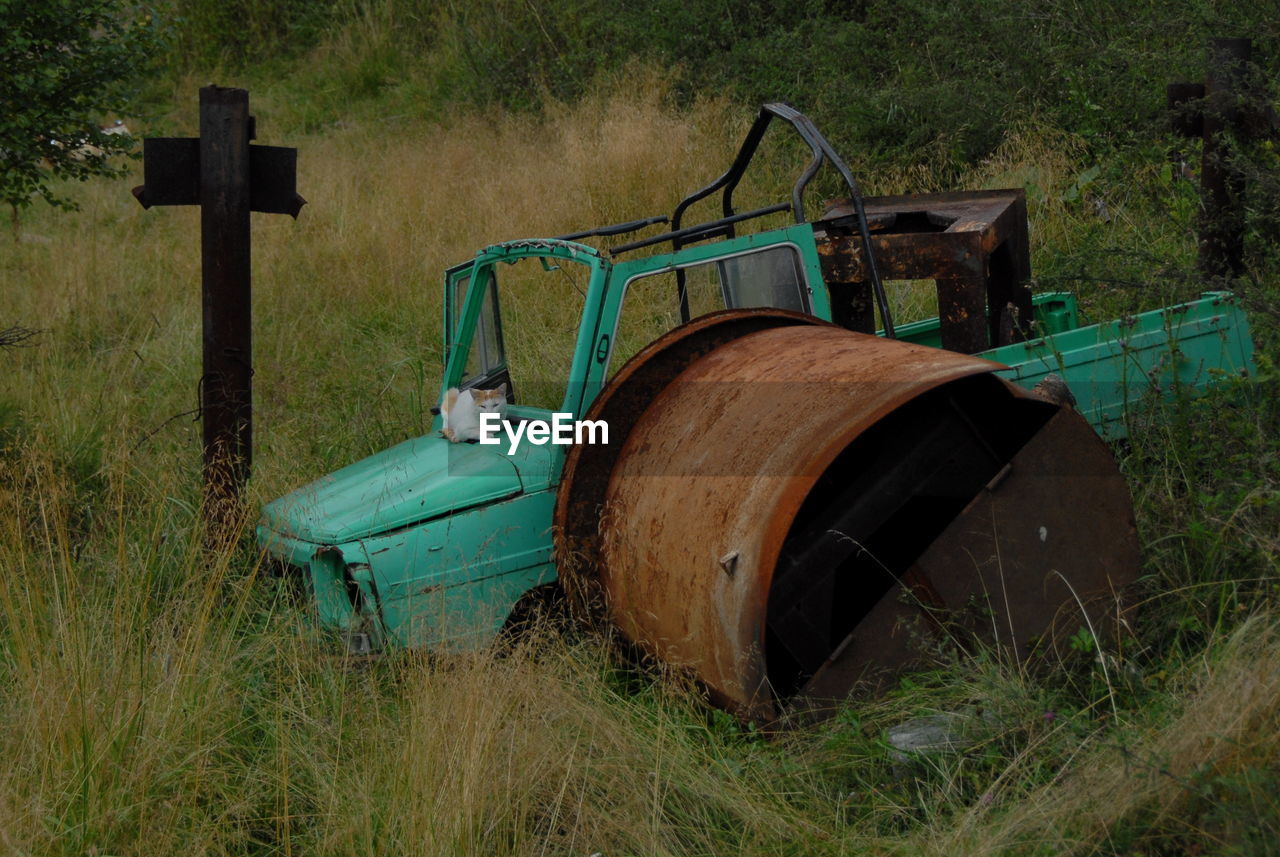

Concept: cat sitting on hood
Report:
left=440, top=383, right=508, bottom=443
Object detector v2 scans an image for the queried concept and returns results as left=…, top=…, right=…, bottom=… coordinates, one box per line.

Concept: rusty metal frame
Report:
left=815, top=189, right=1035, bottom=354
left=608, top=103, right=894, bottom=338
left=555, top=214, right=669, bottom=242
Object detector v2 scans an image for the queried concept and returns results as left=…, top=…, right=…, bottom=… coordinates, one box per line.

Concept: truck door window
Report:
left=609, top=263, right=720, bottom=370
left=450, top=269, right=508, bottom=390
left=610, top=245, right=810, bottom=374
left=717, top=246, right=808, bottom=312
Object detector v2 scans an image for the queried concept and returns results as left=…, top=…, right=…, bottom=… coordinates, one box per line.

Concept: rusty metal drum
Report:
left=556, top=310, right=1139, bottom=723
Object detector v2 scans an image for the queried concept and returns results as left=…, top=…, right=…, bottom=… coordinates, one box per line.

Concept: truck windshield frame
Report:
left=442, top=241, right=612, bottom=417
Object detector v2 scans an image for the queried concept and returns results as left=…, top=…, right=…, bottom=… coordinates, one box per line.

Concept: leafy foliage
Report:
left=0, top=0, right=162, bottom=216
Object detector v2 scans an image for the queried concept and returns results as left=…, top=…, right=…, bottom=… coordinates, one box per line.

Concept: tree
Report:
left=0, top=0, right=161, bottom=237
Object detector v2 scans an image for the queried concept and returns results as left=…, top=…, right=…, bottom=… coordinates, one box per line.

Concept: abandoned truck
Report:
left=258, top=105, right=1255, bottom=720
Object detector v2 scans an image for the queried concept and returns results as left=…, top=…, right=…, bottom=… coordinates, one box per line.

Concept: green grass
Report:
left=3, top=5, right=1280, bottom=852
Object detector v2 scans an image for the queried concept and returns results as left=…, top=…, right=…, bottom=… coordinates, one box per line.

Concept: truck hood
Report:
left=259, top=435, right=522, bottom=544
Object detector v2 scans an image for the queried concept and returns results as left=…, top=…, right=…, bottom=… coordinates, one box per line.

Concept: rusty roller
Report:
left=555, top=309, right=1139, bottom=722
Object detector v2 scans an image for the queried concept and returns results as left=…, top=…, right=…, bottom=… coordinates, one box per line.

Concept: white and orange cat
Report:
left=440, top=384, right=508, bottom=442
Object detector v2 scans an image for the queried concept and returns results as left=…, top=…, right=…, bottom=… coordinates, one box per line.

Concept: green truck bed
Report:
left=894, top=291, right=1256, bottom=437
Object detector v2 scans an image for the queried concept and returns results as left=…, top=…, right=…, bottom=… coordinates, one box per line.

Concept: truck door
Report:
left=444, top=261, right=515, bottom=400
left=444, top=247, right=601, bottom=415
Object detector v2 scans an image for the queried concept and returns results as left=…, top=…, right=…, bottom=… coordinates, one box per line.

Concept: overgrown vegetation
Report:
left=0, top=0, right=162, bottom=234
left=156, top=1, right=1278, bottom=174
left=1, top=1, right=1278, bottom=854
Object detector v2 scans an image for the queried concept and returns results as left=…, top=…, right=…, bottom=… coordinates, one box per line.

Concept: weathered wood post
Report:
left=1168, top=38, right=1268, bottom=281
left=133, top=85, right=304, bottom=528
left=199, top=87, right=253, bottom=519
left=1199, top=38, right=1251, bottom=280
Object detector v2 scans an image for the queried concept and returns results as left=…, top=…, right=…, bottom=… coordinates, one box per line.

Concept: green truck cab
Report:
left=257, top=107, right=1255, bottom=655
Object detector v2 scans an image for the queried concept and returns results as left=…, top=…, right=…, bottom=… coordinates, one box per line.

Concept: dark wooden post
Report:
left=1169, top=38, right=1265, bottom=281
left=1200, top=38, right=1251, bottom=280
left=199, top=87, right=254, bottom=516
left=133, top=85, right=305, bottom=529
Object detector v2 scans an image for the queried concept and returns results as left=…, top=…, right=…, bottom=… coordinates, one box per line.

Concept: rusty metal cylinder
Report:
left=556, top=310, right=1139, bottom=722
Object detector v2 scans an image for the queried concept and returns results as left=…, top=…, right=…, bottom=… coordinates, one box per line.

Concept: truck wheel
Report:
left=498, top=582, right=572, bottom=646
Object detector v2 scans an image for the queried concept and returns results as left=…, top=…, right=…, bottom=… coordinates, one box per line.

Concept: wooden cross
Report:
left=1168, top=38, right=1277, bottom=280
left=133, top=85, right=305, bottom=526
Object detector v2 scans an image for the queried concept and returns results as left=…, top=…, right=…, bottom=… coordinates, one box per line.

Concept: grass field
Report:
left=3, top=57, right=1279, bottom=856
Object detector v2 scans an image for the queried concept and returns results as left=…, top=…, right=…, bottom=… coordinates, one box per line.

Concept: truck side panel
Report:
left=358, top=489, right=558, bottom=649
left=985, top=292, right=1256, bottom=436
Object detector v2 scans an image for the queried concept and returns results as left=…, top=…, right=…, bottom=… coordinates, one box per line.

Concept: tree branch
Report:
left=0, top=326, right=41, bottom=349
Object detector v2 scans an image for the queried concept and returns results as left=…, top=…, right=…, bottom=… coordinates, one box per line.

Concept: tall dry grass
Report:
left=916, top=618, right=1280, bottom=855
left=5, top=431, right=1275, bottom=855
left=0, top=441, right=823, bottom=854
left=0, top=76, right=820, bottom=855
